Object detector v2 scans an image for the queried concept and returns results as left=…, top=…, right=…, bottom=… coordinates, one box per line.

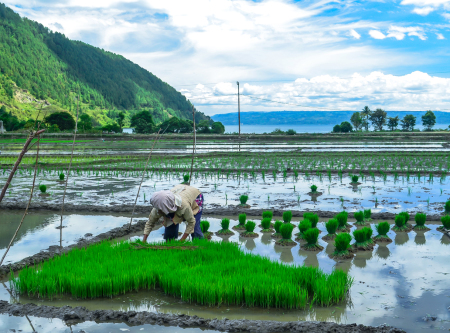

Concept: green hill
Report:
left=0, top=3, right=208, bottom=126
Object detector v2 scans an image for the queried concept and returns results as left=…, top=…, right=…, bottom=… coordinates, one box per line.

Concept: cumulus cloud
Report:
left=401, top=0, right=450, bottom=15
left=369, top=26, right=426, bottom=40
left=349, top=29, right=361, bottom=39
left=183, top=71, right=450, bottom=115
left=369, top=30, right=386, bottom=39
left=436, top=32, right=445, bottom=39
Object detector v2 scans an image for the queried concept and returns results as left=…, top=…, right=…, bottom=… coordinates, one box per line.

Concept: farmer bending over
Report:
left=143, top=184, right=204, bottom=242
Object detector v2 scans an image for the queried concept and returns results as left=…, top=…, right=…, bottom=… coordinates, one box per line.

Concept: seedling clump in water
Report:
left=414, top=213, right=429, bottom=231
left=445, top=200, right=450, bottom=213
left=239, top=194, right=250, bottom=208
left=330, top=233, right=354, bottom=259
left=182, top=174, right=190, bottom=184
left=200, top=220, right=212, bottom=239
left=354, top=211, right=365, bottom=226
left=261, top=218, right=274, bottom=232
left=398, top=211, right=411, bottom=229
left=59, top=173, right=64, bottom=181
left=282, top=210, right=293, bottom=224
left=310, top=185, right=318, bottom=193
left=39, top=184, right=47, bottom=193
left=363, top=209, right=372, bottom=221
left=438, top=215, right=450, bottom=232
left=302, top=228, right=323, bottom=251
left=351, top=175, right=359, bottom=183
left=393, top=215, right=408, bottom=232
left=271, top=220, right=283, bottom=239
left=242, top=221, right=259, bottom=238
left=216, top=218, right=234, bottom=236
left=303, top=212, right=319, bottom=228
left=233, top=213, right=247, bottom=230
left=322, top=219, right=338, bottom=241
left=296, top=219, right=311, bottom=240
left=276, top=223, right=296, bottom=246
left=352, top=229, right=370, bottom=250
left=374, top=222, right=392, bottom=243
left=336, top=211, right=350, bottom=232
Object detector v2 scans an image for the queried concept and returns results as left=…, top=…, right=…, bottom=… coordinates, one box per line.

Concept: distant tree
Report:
left=333, top=124, right=341, bottom=133
left=422, top=110, right=436, bottom=131
left=285, top=128, right=296, bottom=135
left=23, top=119, right=36, bottom=130
left=117, top=112, right=125, bottom=129
left=340, top=121, right=353, bottom=133
left=102, top=122, right=121, bottom=133
left=197, top=120, right=211, bottom=133
left=45, top=112, right=75, bottom=131
left=78, top=114, right=93, bottom=131
left=159, top=117, right=193, bottom=133
left=131, top=111, right=155, bottom=134
left=369, top=108, right=387, bottom=131
left=211, top=121, right=226, bottom=134
left=387, top=116, right=399, bottom=131
left=361, top=106, right=371, bottom=131
left=47, top=124, right=60, bottom=133
left=350, top=112, right=363, bottom=131
left=401, top=114, right=416, bottom=131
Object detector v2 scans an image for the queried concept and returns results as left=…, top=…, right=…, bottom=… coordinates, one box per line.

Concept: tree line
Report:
left=333, top=108, right=437, bottom=133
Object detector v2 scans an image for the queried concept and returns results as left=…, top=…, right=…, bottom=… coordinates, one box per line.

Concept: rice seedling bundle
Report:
left=11, top=240, right=351, bottom=308
left=414, top=213, right=429, bottom=231
left=272, top=220, right=283, bottom=238
left=303, top=213, right=319, bottom=228
left=282, top=211, right=293, bottom=224
left=262, top=211, right=273, bottom=220
left=445, top=201, right=450, bottom=213
left=310, top=185, right=318, bottom=193
left=297, top=220, right=311, bottom=240
left=352, top=229, right=368, bottom=249
left=276, top=223, right=296, bottom=246
left=323, top=219, right=338, bottom=240
left=374, top=222, right=392, bottom=243
left=363, top=209, right=372, bottom=221
left=39, top=184, right=47, bottom=193
left=239, top=195, right=249, bottom=205
left=354, top=211, right=365, bottom=226
left=234, top=214, right=247, bottom=230
left=261, top=218, right=273, bottom=232
left=398, top=211, right=410, bottom=225
left=351, top=175, right=358, bottom=183
left=216, top=218, right=234, bottom=236
left=302, top=228, right=323, bottom=251
left=393, top=215, right=408, bottom=232
left=336, top=211, right=350, bottom=231
left=362, top=226, right=374, bottom=246
left=242, top=221, right=258, bottom=238
left=59, top=173, right=64, bottom=180
left=200, top=221, right=212, bottom=239
left=332, top=233, right=353, bottom=259
left=439, top=215, right=450, bottom=231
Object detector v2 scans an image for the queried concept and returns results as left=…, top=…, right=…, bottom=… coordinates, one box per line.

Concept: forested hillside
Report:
left=0, top=3, right=208, bottom=126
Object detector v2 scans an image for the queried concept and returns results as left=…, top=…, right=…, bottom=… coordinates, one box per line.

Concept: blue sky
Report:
left=5, top=0, right=450, bottom=115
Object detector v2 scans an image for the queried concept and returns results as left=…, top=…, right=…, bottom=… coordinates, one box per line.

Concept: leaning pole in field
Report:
left=188, top=105, right=196, bottom=185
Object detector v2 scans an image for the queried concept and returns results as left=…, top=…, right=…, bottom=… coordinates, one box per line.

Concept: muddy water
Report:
left=0, top=211, right=146, bottom=264
left=2, top=172, right=449, bottom=215
left=2, top=215, right=449, bottom=332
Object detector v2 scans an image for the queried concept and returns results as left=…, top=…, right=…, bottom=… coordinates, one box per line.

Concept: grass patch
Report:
left=413, top=213, right=429, bottom=231
left=233, top=213, right=247, bottom=230
left=336, top=211, right=350, bottom=232
left=302, top=228, right=323, bottom=251
left=393, top=214, right=408, bottom=232
left=322, top=219, right=338, bottom=241
left=242, top=221, right=258, bottom=238
left=11, top=239, right=351, bottom=308
left=216, top=218, right=234, bottom=236
left=354, top=211, right=365, bottom=226
left=331, top=233, right=353, bottom=259
left=373, top=222, right=392, bottom=243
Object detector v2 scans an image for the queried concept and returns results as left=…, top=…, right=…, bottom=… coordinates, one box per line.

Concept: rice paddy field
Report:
left=1, top=131, right=450, bottom=332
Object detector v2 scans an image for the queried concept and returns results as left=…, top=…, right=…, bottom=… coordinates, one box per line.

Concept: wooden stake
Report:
left=188, top=105, right=196, bottom=185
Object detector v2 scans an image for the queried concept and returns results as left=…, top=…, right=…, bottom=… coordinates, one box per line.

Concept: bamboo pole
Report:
left=188, top=106, right=196, bottom=185
left=128, top=129, right=163, bottom=231
left=59, top=93, right=80, bottom=248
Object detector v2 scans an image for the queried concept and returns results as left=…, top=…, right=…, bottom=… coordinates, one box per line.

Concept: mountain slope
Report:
left=0, top=3, right=208, bottom=125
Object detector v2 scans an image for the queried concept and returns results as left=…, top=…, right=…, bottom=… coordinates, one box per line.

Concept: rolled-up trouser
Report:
left=163, top=211, right=204, bottom=240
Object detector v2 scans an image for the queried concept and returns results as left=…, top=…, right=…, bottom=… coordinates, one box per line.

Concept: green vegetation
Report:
left=336, top=211, right=349, bottom=231
left=374, top=222, right=391, bottom=242
left=414, top=213, right=428, bottom=230
left=243, top=221, right=258, bottom=237
left=272, top=221, right=283, bottom=238
left=234, top=213, right=247, bottom=231
left=323, top=219, right=338, bottom=240
left=352, top=229, right=369, bottom=249
left=303, top=212, right=319, bottom=228
left=217, top=218, right=233, bottom=236
left=364, top=209, right=372, bottom=221
left=398, top=211, right=411, bottom=228
left=351, top=175, right=358, bottom=183
left=11, top=240, right=351, bottom=308
left=277, top=223, right=295, bottom=245
left=59, top=173, right=64, bottom=181
left=440, top=215, right=450, bottom=230
left=445, top=201, right=450, bottom=213
left=239, top=195, right=249, bottom=206
left=363, top=227, right=374, bottom=246
left=261, top=218, right=273, bottom=232
left=332, top=233, right=352, bottom=258
left=310, top=185, right=318, bottom=193
left=302, top=228, right=322, bottom=251
left=393, top=215, right=408, bottom=232
left=297, top=220, right=311, bottom=240
left=45, top=112, right=75, bottom=131
left=38, top=184, right=46, bottom=193
left=262, top=211, right=273, bottom=220
left=282, top=211, right=293, bottom=224
left=354, top=211, right=365, bottom=226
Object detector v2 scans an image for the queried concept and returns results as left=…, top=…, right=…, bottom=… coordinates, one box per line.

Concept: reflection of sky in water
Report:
left=2, top=173, right=448, bottom=215
left=1, top=215, right=449, bottom=331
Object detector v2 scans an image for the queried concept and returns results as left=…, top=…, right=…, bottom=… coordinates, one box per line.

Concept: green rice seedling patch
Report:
left=271, top=220, right=283, bottom=239
left=11, top=240, right=352, bottom=308
left=413, top=213, right=429, bottom=231
left=260, top=218, right=274, bottom=233
left=393, top=215, right=408, bottom=232
left=303, top=213, right=319, bottom=229
left=238, top=195, right=250, bottom=208
left=398, top=211, right=412, bottom=229
left=276, top=223, right=296, bottom=246
left=322, top=219, right=338, bottom=241
left=363, top=209, right=372, bottom=222
left=296, top=219, right=311, bottom=241
left=330, top=233, right=354, bottom=259
left=233, top=213, right=247, bottom=231
left=200, top=221, right=212, bottom=240
left=373, top=222, right=392, bottom=243
left=130, top=241, right=201, bottom=251
left=216, top=218, right=234, bottom=236
left=282, top=211, right=293, bottom=224
left=336, top=211, right=351, bottom=232
left=445, top=200, right=450, bottom=214
left=438, top=215, right=450, bottom=232
left=354, top=211, right=366, bottom=226
left=242, top=221, right=259, bottom=238
left=302, top=228, right=323, bottom=251
left=352, top=229, right=370, bottom=251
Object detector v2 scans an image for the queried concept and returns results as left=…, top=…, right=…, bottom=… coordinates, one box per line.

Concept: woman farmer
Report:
left=143, top=184, right=204, bottom=242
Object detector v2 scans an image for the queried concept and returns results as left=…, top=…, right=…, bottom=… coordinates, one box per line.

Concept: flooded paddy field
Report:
left=0, top=213, right=449, bottom=332
left=1, top=133, right=450, bottom=332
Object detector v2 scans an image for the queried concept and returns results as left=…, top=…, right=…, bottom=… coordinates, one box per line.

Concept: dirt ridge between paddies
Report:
left=0, top=300, right=406, bottom=333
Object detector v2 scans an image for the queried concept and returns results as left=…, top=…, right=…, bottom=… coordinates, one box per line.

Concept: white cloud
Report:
left=369, top=30, right=386, bottom=39
left=401, top=0, right=450, bottom=15
left=412, top=6, right=435, bottom=14
left=436, top=32, right=445, bottom=39
left=443, top=12, right=450, bottom=20
left=349, top=29, right=361, bottom=39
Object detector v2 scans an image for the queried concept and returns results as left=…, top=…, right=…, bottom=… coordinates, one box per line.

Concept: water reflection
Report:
left=298, top=248, right=319, bottom=267
left=414, top=231, right=427, bottom=245
left=276, top=246, right=294, bottom=263
left=394, top=232, right=409, bottom=245
left=440, top=234, right=450, bottom=245
left=353, top=250, right=373, bottom=268
left=375, top=244, right=391, bottom=259
left=260, top=233, right=272, bottom=245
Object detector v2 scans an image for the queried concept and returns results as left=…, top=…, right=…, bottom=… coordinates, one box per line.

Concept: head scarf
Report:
left=150, top=190, right=181, bottom=215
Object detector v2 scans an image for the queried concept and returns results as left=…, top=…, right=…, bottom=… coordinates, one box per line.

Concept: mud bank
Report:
left=0, top=301, right=405, bottom=333
left=0, top=202, right=445, bottom=221
left=0, top=219, right=147, bottom=278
